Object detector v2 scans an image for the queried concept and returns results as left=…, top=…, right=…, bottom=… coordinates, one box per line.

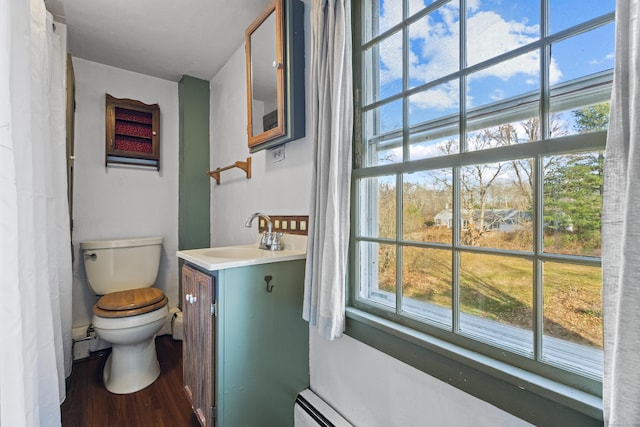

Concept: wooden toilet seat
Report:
left=93, top=287, right=168, bottom=318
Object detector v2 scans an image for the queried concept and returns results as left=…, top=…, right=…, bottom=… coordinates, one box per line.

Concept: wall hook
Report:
left=264, top=275, right=274, bottom=293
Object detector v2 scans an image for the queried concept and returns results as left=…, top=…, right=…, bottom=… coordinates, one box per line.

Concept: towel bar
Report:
left=208, top=157, right=251, bottom=185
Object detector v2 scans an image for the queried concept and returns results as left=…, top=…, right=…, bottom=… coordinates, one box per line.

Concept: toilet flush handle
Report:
left=84, top=252, right=97, bottom=260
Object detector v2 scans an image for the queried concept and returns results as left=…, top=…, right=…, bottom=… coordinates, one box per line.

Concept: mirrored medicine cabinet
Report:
left=245, top=0, right=305, bottom=152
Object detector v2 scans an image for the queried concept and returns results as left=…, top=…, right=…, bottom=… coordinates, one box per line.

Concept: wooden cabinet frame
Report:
left=105, top=94, right=160, bottom=170
left=182, top=264, right=215, bottom=427
left=245, top=0, right=305, bottom=153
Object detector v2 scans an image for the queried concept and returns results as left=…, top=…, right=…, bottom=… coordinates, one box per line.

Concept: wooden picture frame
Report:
left=105, top=94, right=160, bottom=170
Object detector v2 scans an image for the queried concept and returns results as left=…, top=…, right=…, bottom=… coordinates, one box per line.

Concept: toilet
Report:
left=80, top=236, right=169, bottom=394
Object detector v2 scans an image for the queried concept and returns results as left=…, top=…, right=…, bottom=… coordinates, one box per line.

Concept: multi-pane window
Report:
left=352, top=0, right=614, bottom=387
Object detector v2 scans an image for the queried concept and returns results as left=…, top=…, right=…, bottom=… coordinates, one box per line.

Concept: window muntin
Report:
left=354, top=0, right=613, bottom=387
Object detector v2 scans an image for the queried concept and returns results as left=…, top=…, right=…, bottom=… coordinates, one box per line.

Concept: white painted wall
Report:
left=209, top=45, right=313, bottom=248
left=310, top=330, right=531, bottom=426
left=71, top=58, right=179, bottom=328
left=208, top=2, right=528, bottom=425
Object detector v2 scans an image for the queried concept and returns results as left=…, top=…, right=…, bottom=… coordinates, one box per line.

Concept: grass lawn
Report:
left=378, top=235, right=603, bottom=349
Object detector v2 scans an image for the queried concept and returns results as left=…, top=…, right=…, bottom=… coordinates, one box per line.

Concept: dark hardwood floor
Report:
left=61, top=335, right=200, bottom=427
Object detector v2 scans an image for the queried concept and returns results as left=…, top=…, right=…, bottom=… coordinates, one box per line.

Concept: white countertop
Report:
left=176, top=234, right=307, bottom=271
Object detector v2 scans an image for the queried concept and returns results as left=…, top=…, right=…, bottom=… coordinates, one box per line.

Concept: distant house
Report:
left=434, top=208, right=454, bottom=228
left=432, top=208, right=531, bottom=232
left=433, top=208, right=469, bottom=229
left=486, top=209, right=532, bottom=232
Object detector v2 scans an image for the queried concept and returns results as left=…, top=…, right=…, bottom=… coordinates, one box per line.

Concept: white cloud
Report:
left=467, top=11, right=539, bottom=66
left=467, top=0, right=481, bottom=12
left=375, top=0, right=564, bottom=110
left=408, top=4, right=460, bottom=83
left=409, top=82, right=459, bottom=110
left=379, top=0, right=402, bottom=34
left=589, top=51, right=615, bottom=65
left=410, top=142, right=445, bottom=159
left=490, top=88, right=505, bottom=101
left=377, top=32, right=404, bottom=89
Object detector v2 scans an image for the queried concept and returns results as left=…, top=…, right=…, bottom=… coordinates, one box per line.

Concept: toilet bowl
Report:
left=81, top=237, right=168, bottom=394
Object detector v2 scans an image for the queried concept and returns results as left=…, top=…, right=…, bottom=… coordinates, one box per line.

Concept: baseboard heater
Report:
left=294, top=389, right=353, bottom=427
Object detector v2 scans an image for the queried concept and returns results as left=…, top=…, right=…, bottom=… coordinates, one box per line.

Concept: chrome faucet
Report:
left=245, top=212, right=282, bottom=250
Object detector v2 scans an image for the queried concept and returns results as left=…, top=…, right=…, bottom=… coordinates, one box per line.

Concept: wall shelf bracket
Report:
left=208, top=157, right=252, bottom=185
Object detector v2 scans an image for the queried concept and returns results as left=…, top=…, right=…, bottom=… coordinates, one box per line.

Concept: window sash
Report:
left=352, top=0, right=612, bottom=393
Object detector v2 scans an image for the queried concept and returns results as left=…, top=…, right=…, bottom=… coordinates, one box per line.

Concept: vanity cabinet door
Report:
left=181, top=264, right=214, bottom=427
left=216, top=260, right=309, bottom=426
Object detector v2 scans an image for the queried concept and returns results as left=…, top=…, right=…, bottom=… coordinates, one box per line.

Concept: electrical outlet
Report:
left=272, top=145, right=285, bottom=163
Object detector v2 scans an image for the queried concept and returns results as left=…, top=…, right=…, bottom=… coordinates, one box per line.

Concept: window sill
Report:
left=345, top=307, right=603, bottom=426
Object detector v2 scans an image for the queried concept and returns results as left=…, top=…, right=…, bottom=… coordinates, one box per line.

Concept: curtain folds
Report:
left=303, top=0, right=353, bottom=340
left=0, top=0, right=72, bottom=425
left=602, top=0, right=640, bottom=424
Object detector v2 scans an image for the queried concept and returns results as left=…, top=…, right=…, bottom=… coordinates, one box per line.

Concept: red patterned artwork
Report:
left=115, top=121, right=153, bottom=138
left=115, top=107, right=153, bottom=124
left=115, top=136, right=153, bottom=153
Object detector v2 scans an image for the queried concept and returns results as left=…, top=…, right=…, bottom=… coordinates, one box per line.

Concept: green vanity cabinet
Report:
left=182, top=259, right=309, bottom=427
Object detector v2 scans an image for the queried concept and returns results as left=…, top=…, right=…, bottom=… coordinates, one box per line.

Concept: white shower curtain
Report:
left=0, top=0, right=72, bottom=425
left=303, top=0, right=353, bottom=340
left=602, top=0, right=640, bottom=424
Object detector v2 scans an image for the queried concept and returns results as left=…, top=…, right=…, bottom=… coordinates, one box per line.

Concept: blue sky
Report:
left=367, top=0, right=615, bottom=154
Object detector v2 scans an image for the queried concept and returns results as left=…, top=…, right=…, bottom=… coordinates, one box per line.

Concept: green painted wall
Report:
left=179, top=75, right=210, bottom=250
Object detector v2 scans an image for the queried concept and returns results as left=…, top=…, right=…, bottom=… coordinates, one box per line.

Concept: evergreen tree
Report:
left=543, top=103, right=609, bottom=254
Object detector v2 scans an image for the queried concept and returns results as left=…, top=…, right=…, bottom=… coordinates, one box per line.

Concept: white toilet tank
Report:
left=80, top=237, right=163, bottom=295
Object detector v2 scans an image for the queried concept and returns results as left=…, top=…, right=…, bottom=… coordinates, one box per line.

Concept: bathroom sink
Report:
left=203, top=246, right=273, bottom=259
left=176, top=235, right=307, bottom=271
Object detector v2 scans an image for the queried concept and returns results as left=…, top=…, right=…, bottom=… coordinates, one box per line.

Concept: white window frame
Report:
left=349, top=0, right=614, bottom=423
